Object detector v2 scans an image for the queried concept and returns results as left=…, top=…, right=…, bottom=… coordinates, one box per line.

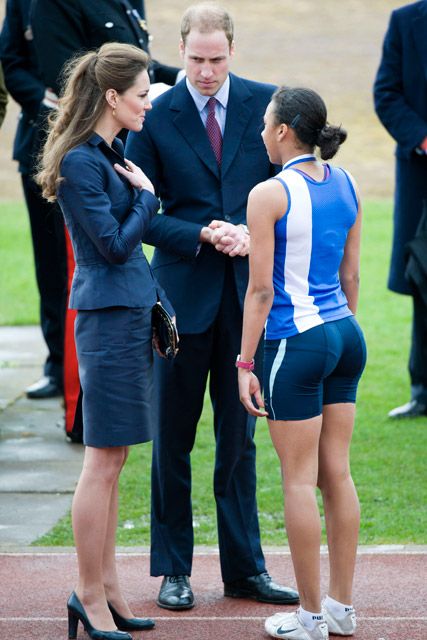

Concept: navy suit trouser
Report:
left=410, top=292, right=427, bottom=401
left=22, top=174, right=67, bottom=384
left=150, top=263, right=266, bottom=583
left=389, top=154, right=427, bottom=295
left=389, top=155, right=427, bottom=398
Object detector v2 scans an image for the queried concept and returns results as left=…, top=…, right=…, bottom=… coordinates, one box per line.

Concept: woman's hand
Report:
left=238, top=369, right=268, bottom=417
left=114, top=158, right=154, bottom=194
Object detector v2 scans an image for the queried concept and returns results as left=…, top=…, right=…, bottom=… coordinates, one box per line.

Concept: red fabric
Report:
left=63, top=225, right=80, bottom=435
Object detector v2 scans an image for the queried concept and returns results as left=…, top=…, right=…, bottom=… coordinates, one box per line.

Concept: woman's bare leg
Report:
left=269, top=416, right=322, bottom=613
left=102, top=448, right=136, bottom=618
left=72, top=445, right=127, bottom=630
left=318, top=403, right=360, bottom=604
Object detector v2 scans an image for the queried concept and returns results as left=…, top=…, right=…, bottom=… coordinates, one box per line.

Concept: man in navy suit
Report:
left=374, top=0, right=427, bottom=418
left=126, top=3, right=299, bottom=610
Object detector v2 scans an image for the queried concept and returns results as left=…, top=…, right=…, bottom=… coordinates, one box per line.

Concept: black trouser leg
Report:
left=21, top=174, right=67, bottom=383
left=409, top=292, right=427, bottom=403
left=150, top=333, right=211, bottom=577
left=209, top=274, right=265, bottom=582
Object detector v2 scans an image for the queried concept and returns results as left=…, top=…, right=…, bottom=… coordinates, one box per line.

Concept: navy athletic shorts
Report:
left=263, top=316, right=367, bottom=421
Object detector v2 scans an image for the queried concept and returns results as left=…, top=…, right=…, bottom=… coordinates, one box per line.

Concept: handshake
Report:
left=200, top=219, right=250, bottom=257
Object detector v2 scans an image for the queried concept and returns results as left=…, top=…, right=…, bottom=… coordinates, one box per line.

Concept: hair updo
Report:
left=271, top=87, right=347, bottom=160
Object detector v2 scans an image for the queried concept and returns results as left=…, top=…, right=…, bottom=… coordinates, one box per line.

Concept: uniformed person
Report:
left=0, top=0, right=68, bottom=400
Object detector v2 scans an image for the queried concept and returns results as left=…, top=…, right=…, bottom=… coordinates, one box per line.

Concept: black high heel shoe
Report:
left=108, top=601, right=155, bottom=631
left=67, top=592, right=132, bottom=640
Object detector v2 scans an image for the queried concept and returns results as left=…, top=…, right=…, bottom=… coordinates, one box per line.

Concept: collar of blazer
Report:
left=87, top=132, right=127, bottom=165
left=169, top=73, right=254, bottom=179
left=412, top=3, right=427, bottom=76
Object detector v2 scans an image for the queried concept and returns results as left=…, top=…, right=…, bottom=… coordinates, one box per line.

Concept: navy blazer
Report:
left=0, top=0, right=45, bottom=173
left=374, top=0, right=427, bottom=159
left=30, top=0, right=180, bottom=96
left=58, top=133, right=173, bottom=314
left=126, top=73, right=276, bottom=333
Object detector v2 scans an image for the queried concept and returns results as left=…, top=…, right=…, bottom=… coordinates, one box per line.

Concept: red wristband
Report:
left=235, top=355, right=255, bottom=370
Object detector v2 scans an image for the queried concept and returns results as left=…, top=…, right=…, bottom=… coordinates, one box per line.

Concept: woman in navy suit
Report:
left=37, top=43, right=173, bottom=639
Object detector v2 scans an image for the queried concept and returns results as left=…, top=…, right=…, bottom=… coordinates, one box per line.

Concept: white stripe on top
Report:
left=282, top=170, right=324, bottom=333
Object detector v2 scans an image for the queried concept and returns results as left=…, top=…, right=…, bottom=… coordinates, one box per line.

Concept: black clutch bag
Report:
left=151, top=302, right=179, bottom=360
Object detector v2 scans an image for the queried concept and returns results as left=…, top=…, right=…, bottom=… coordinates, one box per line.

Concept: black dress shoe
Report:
left=224, top=571, right=299, bottom=604
left=388, top=399, right=427, bottom=418
left=157, top=575, right=194, bottom=610
left=26, top=376, right=63, bottom=399
left=108, top=601, right=155, bottom=630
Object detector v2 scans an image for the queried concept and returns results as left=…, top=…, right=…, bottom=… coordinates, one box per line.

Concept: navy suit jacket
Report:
left=58, top=133, right=173, bottom=313
left=374, top=0, right=427, bottom=294
left=374, top=0, right=427, bottom=159
left=0, top=0, right=45, bottom=173
left=126, top=74, right=276, bottom=333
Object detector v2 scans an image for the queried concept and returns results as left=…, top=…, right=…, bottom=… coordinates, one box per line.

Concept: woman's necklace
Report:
left=282, top=154, right=317, bottom=170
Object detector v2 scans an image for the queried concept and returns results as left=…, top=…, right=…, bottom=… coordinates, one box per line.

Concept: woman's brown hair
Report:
left=36, top=42, right=149, bottom=201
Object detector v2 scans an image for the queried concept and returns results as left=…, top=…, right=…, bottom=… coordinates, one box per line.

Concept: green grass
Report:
left=3, top=199, right=426, bottom=546
left=0, top=202, right=39, bottom=325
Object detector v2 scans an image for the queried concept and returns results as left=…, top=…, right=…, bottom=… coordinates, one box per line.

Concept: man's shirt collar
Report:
left=185, top=75, right=230, bottom=112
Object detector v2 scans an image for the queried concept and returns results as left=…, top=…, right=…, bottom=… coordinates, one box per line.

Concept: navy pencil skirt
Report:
left=75, top=306, right=154, bottom=448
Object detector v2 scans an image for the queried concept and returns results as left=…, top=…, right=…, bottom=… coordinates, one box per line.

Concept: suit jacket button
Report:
left=224, top=215, right=231, bottom=221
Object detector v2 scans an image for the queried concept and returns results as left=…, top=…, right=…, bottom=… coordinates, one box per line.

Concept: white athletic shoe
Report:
left=322, top=600, right=357, bottom=636
left=265, top=611, right=328, bottom=639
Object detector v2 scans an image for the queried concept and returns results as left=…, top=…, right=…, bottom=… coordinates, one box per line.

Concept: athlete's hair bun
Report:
left=316, top=124, right=347, bottom=160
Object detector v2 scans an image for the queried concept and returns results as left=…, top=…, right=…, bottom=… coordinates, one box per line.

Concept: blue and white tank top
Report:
left=265, top=155, right=358, bottom=340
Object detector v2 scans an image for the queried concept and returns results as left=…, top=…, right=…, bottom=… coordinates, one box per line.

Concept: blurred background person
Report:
left=0, top=0, right=67, bottom=400
left=30, top=0, right=181, bottom=98
left=0, top=61, right=8, bottom=126
left=374, top=0, right=427, bottom=419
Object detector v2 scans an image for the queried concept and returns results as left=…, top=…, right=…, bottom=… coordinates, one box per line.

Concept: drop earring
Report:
left=112, top=106, right=116, bottom=118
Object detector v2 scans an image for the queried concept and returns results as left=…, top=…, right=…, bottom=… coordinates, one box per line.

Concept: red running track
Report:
left=0, top=549, right=426, bottom=640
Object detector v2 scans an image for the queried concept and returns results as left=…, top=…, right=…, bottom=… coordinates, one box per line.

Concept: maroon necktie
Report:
left=206, top=97, right=223, bottom=165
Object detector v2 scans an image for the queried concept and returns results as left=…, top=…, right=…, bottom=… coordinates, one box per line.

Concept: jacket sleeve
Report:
left=59, top=151, right=159, bottom=265
left=152, top=278, right=175, bottom=317
left=30, top=0, right=85, bottom=95
left=373, top=10, right=427, bottom=149
left=0, top=0, right=44, bottom=117
left=125, top=126, right=203, bottom=257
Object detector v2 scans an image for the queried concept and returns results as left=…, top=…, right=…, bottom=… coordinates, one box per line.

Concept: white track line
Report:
left=1, top=616, right=427, bottom=622
left=1, top=547, right=426, bottom=557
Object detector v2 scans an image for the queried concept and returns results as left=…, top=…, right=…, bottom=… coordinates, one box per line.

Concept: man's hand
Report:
left=207, top=220, right=250, bottom=257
